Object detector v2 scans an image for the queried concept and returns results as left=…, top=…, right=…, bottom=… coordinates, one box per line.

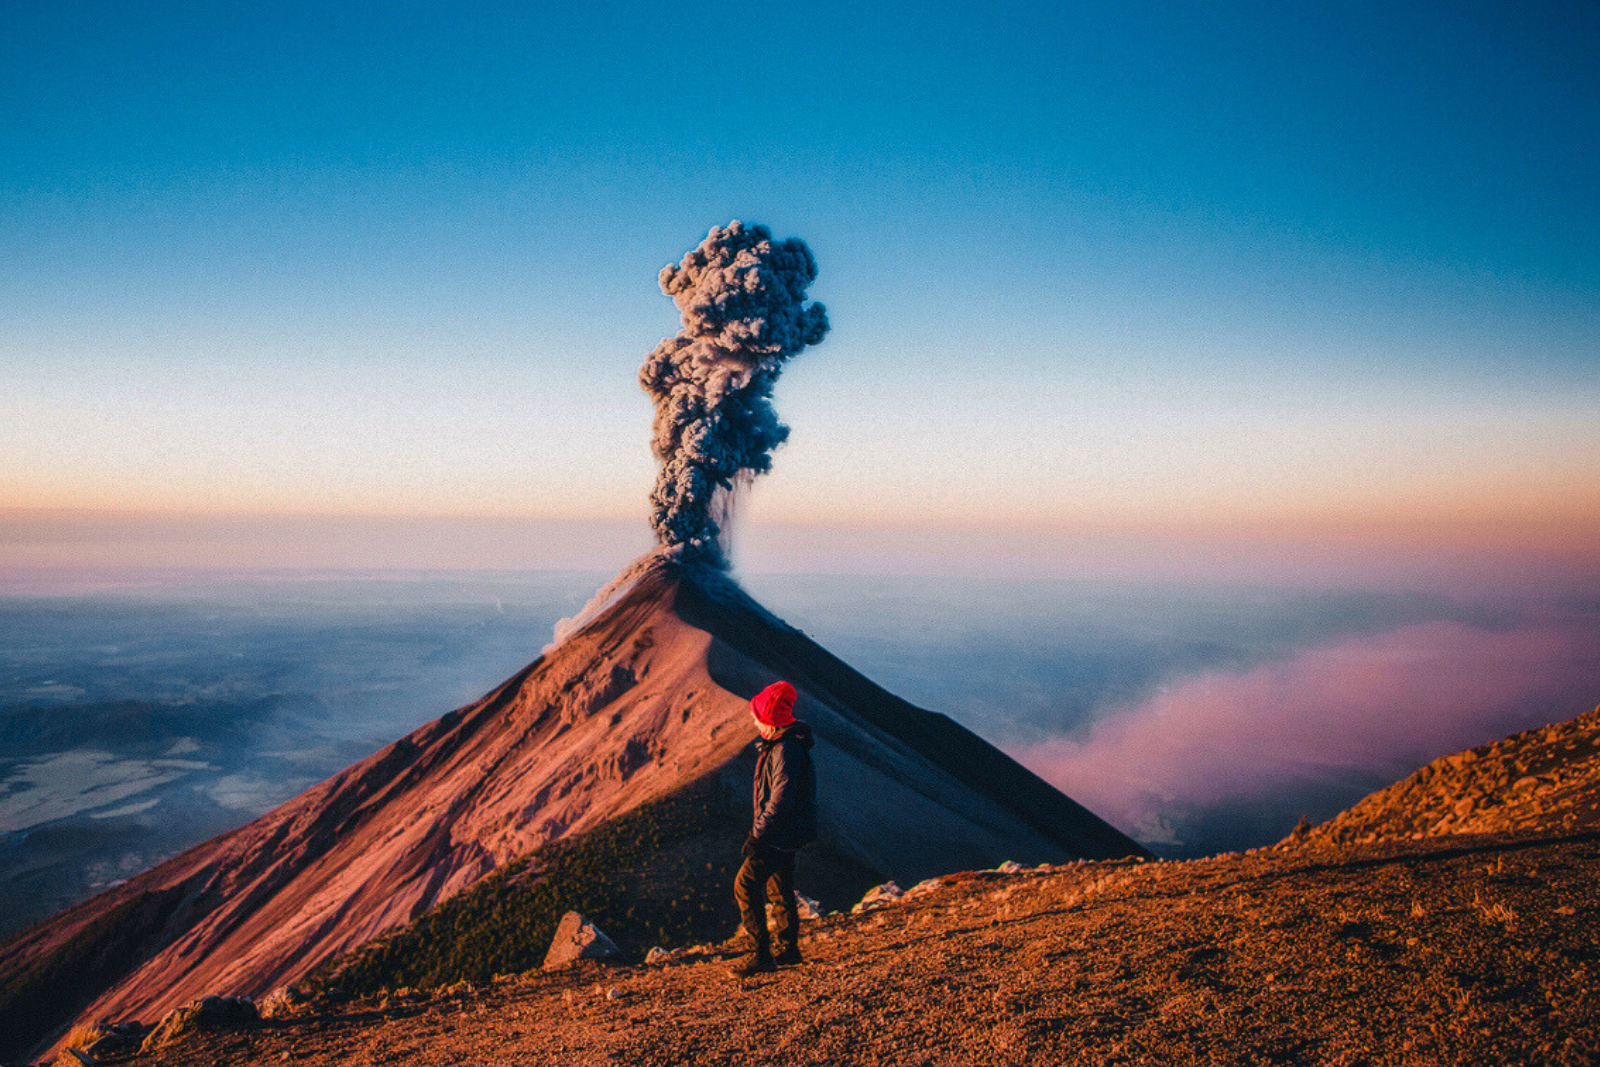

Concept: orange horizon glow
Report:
left=4, top=504, right=1597, bottom=594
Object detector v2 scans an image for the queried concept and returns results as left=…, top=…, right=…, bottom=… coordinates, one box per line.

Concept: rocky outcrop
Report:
left=541, top=912, right=622, bottom=970
left=140, top=995, right=259, bottom=1053
left=51, top=1020, right=148, bottom=1065
left=1302, top=705, right=1600, bottom=846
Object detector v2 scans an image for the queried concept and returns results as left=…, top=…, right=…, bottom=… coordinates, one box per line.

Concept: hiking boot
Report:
left=728, top=952, right=776, bottom=978
left=774, top=945, right=803, bottom=967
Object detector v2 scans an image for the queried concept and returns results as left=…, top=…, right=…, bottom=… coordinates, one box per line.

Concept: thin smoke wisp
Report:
left=639, top=220, right=828, bottom=569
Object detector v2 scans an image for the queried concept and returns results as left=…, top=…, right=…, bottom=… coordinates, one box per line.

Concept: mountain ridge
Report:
left=1, top=558, right=1143, bottom=1061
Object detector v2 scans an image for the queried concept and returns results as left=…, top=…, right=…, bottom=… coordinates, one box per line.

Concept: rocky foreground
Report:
left=63, top=827, right=1600, bottom=1067
left=37, top=707, right=1600, bottom=1066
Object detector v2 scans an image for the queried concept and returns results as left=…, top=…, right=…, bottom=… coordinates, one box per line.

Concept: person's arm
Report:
left=749, top=741, right=792, bottom=845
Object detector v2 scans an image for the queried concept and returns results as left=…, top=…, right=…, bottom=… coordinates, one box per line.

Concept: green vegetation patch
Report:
left=315, top=774, right=747, bottom=995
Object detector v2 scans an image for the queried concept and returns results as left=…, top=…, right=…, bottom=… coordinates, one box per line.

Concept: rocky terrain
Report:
left=61, top=828, right=1600, bottom=1067
left=1307, top=706, right=1600, bottom=846
left=36, top=704, right=1600, bottom=1067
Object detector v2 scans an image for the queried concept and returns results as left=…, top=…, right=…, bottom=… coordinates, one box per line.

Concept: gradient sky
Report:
left=4, top=0, right=1598, bottom=582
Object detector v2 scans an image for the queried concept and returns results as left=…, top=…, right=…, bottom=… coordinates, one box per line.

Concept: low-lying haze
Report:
left=3, top=568, right=1595, bottom=936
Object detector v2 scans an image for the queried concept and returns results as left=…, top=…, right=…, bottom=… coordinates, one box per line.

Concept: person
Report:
left=731, top=679, right=817, bottom=977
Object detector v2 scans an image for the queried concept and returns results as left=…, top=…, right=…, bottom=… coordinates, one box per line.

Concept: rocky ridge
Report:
left=1306, top=705, right=1600, bottom=846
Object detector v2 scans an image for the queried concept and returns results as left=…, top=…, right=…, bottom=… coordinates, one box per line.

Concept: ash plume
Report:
left=639, top=220, right=829, bottom=569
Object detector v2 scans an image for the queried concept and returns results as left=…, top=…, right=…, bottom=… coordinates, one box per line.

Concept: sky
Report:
left=4, top=0, right=1599, bottom=587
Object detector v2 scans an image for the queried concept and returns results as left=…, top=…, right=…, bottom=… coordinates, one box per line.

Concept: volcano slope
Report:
left=0, top=559, right=1142, bottom=1061
left=113, top=707, right=1600, bottom=1067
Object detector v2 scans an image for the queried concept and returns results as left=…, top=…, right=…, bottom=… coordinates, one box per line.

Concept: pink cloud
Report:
left=1016, top=619, right=1600, bottom=849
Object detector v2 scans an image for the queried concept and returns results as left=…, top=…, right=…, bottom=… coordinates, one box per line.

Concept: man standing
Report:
left=732, top=680, right=817, bottom=977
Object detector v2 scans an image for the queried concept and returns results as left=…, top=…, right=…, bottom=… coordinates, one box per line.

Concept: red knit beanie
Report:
left=751, top=681, right=797, bottom=729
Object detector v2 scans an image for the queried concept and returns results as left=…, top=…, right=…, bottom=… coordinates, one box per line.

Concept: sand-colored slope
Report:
left=4, top=559, right=1141, bottom=1060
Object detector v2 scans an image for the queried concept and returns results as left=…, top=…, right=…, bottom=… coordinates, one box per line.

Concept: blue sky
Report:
left=3, top=0, right=1597, bottom=583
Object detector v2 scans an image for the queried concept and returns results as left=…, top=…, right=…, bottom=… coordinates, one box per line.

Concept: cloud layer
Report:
left=1017, top=617, right=1600, bottom=854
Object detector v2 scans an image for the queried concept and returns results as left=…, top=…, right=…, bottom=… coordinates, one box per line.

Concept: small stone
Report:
left=140, top=995, right=259, bottom=1053
left=852, top=881, right=905, bottom=913
left=259, top=985, right=309, bottom=1020
left=768, top=893, right=824, bottom=923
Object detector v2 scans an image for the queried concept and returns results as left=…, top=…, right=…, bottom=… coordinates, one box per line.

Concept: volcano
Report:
left=0, top=559, right=1142, bottom=1059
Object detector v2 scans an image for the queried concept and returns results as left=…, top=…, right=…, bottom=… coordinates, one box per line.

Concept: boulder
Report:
left=140, top=995, right=259, bottom=1053
left=90, top=1021, right=147, bottom=1056
left=259, top=983, right=312, bottom=1020
left=55, top=1020, right=148, bottom=1063
left=542, top=911, right=623, bottom=970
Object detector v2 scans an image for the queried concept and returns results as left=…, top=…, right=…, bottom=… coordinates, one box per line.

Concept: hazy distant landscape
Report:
left=0, top=570, right=602, bottom=936
left=4, top=567, right=1595, bottom=938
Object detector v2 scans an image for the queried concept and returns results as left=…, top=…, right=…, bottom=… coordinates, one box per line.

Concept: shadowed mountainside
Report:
left=0, top=559, right=1141, bottom=1061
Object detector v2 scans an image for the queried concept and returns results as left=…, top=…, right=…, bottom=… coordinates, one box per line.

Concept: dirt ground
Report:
left=119, top=829, right=1599, bottom=1067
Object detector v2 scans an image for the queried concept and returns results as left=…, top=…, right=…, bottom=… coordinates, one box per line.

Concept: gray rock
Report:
left=766, top=892, right=823, bottom=924
left=852, top=881, right=905, bottom=913
left=542, top=911, right=623, bottom=970
left=140, top=995, right=259, bottom=1053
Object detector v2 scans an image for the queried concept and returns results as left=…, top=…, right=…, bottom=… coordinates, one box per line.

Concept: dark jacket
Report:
left=751, top=721, right=818, bottom=851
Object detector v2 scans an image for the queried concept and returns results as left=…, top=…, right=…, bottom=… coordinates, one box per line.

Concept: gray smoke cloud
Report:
left=639, top=221, right=829, bottom=569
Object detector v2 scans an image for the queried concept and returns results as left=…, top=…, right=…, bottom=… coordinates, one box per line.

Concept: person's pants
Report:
left=734, top=844, right=798, bottom=956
